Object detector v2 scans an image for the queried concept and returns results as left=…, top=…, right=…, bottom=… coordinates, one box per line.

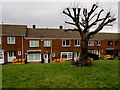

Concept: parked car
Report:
left=103, top=55, right=113, bottom=60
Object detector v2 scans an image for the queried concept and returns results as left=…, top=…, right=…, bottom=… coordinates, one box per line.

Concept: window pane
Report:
left=29, top=54, right=34, bottom=60
left=14, top=51, right=16, bottom=56
left=48, top=41, right=51, bottom=46
left=30, top=40, right=39, bottom=47
left=88, top=41, right=94, bottom=46
left=62, top=53, right=67, bottom=59
left=77, top=52, right=80, bottom=57
left=115, top=41, right=119, bottom=46
left=8, top=37, right=11, bottom=44
left=66, top=40, right=70, bottom=45
left=97, top=41, right=101, bottom=46
left=78, top=40, right=80, bottom=45
left=30, top=41, right=34, bottom=47
left=9, top=51, right=12, bottom=57
left=68, top=53, right=72, bottom=59
left=108, top=41, right=113, bottom=46
left=44, top=40, right=51, bottom=47
left=35, top=54, right=40, bottom=60
left=0, top=52, right=3, bottom=59
left=75, top=40, right=77, bottom=45
left=35, top=41, right=39, bottom=47
left=11, top=37, right=15, bottom=44
left=63, top=41, right=65, bottom=45
left=44, top=41, right=46, bottom=46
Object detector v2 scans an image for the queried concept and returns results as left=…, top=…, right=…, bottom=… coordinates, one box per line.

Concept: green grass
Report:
left=2, top=60, right=119, bottom=88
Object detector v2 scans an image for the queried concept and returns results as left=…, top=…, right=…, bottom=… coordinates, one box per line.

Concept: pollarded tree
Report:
left=63, top=3, right=116, bottom=66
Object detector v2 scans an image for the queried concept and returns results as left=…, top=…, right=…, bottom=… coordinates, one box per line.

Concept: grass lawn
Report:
left=2, top=60, right=119, bottom=88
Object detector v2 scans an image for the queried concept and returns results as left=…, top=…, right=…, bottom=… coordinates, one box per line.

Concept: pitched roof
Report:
left=0, top=24, right=27, bottom=36
left=26, top=28, right=81, bottom=38
left=26, top=28, right=119, bottom=40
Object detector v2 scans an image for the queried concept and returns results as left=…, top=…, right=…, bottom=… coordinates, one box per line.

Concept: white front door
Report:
left=8, top=51, right=16, bottom=62
left=0, top=51, right=4, bottom=64
left=44, top=54, right=48, bottom=63
left=74, top=52, right=80, bottom=61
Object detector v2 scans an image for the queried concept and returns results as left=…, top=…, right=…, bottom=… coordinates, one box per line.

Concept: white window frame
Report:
left=29, top=40, right=39, bottom=47
left=44, top=40, right=51, bottom=47
left=74, top=52, right=80, bottom=58
left=62, top=40, right=71, bottom=47
left=61, top=52, right=73, bottom=60
left=97, top=41, right=101, bottom=46
left=88, top=41, right=94, bottom=46
left=0, top=51, right=4, bottom=60
left=52, top=53, right=55, bottom=57
left=27, top=54, right=41, bottom=62
left=7, top=37, right=15, bottom=44
left=74, top=40, right=80, bottom=47
left=0, top=37, right=2, bottom=44
left=18, top=51, right=21, bottom=56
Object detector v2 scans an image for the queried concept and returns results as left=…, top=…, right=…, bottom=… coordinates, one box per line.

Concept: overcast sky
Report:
left=1, top=0, right=119, bottom=33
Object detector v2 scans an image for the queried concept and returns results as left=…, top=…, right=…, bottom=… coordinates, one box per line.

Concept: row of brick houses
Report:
left=0, top=24, right=120, bottom=64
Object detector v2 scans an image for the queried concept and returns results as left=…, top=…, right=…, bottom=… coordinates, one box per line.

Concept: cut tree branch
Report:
left=65, top=21, right=76, bottom=25
left=88, top=17, right=116, bottom=37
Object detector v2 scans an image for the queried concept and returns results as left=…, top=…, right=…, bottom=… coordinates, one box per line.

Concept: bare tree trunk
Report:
left=79, top=37, right=90, bottom=66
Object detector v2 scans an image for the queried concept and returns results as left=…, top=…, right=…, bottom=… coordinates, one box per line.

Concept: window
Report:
left=0, top=51, right=3, bottom=59
left=115, top=41, right=119, bottom=46
left=7, top=37, right=15, bottom=44
left=29, top=40, right=39, bottom=47
left=75, top=40, right=80, bottom=46
left=44, top=40, right=51, bottom=47
left=108, top=41, right=113, bottom=46
left=97, top=41, right=101, bottom=46
left=8, top=51, right=16, bottom=57
left=61, top=52, right=73, bottom=60
left=62, top=40, right=70, bottom=47
left=28, top=54, right=41, bottom=61
left=0, top=37, right=1, bottom=44
left=18, top=51, right=21, bottom=56
left=88, top=41, right=94, bottom=46
left=74, top=52, right=80, bottom=58
left=52, top=53, right=55, bottom=57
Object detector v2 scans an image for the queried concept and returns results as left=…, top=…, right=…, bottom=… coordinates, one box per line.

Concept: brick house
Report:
left=0, top=24, right=27, bottom=64
left=0, top=24, right=120, bottom=64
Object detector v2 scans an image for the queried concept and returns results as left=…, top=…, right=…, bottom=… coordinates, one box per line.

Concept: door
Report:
left=0, top=51, right=4, bottom=64
left=8, top=51, right=16, bottom=62
left=115, top=50, right=118, bottom=56
left=74, top=52, right=80, bottom=61
left=44, top=54, right=48, bottom=63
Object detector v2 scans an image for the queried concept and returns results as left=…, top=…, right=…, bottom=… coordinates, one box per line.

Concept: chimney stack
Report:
left=33, top=25, right=36, bottom=29
left=59, top=25, right=63, bottom=29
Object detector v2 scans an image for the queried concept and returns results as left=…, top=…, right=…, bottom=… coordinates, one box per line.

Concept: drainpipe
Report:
left=51, top=38, right=52, bottom=60
left=21, top=35, right=23, bottom=59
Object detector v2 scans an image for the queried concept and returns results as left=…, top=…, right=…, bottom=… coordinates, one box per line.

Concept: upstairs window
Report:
left=88, top=41, right=94, bottom=46
left=97, top=41, right=101, bottom=46
left=44, top=40, right=51, bottom=47
left=62, top=40, right=70, bottom=47
left=29, top=40, right=39, bottom=47
left=75, top=40, right=80, bottom=46
left=7, top=37, right=15, bottom=44
left=108, top=41, right=113, bottom=46
left=115, top=41, right=119, bottom=46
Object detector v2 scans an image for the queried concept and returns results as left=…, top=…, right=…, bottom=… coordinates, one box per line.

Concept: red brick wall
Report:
left=2, top=36, right=120, bottom=62
left=2, top=36, right=23, bottom=62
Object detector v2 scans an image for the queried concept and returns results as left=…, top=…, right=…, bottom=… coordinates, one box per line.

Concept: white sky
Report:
left=0, top=0, right=119, bottom=33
